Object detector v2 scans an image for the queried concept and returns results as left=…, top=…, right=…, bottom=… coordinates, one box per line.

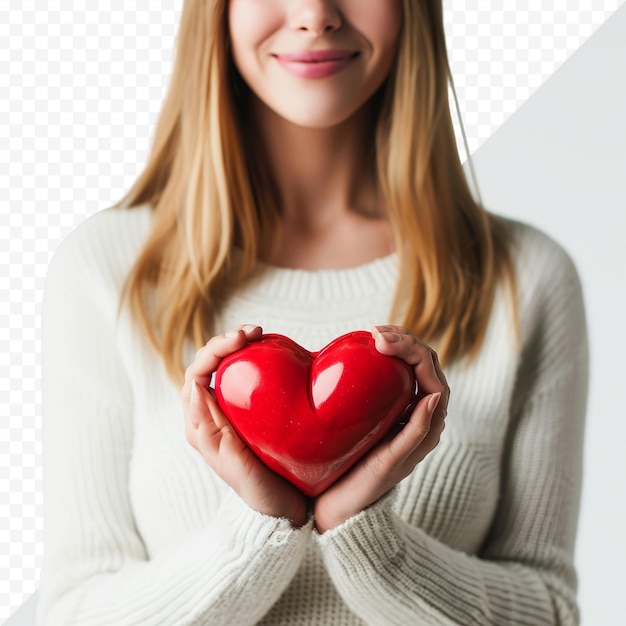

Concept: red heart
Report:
left=214, top=331, right=416, bottom=496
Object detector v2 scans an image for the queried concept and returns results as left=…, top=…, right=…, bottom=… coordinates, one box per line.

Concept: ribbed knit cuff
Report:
left=314, top=488, right=400, bottom=554
left=218, top=489, right=314, bottom=549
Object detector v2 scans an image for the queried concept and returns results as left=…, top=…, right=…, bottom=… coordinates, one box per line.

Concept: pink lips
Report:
left=274, top=49, right=358, bottom=79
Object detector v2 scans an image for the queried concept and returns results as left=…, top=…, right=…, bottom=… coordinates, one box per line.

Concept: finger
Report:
left=357, top=392, right=440, bottom=487
left=182, top=379, right=216, bottom=429
left=183, top=379, right=218, bottom=451
left=405, top=402, right=446, bottom=467
left=372, top=325, right=443, bottom=397
left=386, top=392, right=440, bottom=461
left=185, top=378, right=233, bottom=431
left=187, top=380, right=243, bottom=460
left=429, top=349, right=450, bottom=418
left=201, top=381, right=231, bottom=429
left=185, top=324, right=262, bottom=383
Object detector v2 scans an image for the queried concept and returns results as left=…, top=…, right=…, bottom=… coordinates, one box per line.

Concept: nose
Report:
left=287, top=0, right=342, bottom=35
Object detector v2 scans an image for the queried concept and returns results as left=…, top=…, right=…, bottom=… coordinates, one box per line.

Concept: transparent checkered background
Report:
left=0, top=1, right=623, bottom=620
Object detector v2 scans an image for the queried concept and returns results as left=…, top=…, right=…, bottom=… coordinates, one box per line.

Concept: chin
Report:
left=274, top=102, right=370, bottom=130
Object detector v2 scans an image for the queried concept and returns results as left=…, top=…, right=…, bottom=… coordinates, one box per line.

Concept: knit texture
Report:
left=37, top=205, right=588, bottom=625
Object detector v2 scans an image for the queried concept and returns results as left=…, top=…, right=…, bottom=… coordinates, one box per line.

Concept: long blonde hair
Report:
left=115, top=0, right=516, bottom=385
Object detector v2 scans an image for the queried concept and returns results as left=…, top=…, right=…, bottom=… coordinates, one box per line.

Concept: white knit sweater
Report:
left=37, top=205, right=588, bottom=625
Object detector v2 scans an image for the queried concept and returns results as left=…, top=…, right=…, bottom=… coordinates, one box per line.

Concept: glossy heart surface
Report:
left=214, top=331, right=416, bottom=496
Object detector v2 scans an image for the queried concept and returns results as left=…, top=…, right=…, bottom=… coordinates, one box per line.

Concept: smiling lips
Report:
left=274, top=49, right=359, bottom=79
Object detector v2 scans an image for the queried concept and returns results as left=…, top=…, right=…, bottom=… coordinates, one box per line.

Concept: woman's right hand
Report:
left=180, top=324, right=308, bottom=527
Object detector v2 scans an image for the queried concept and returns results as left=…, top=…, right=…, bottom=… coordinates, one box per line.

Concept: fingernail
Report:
left=381, top=331, right=400, bottom=343
left=225, top=328, right=240, bottom=338
left=371, top=325, right=391, bottom=336
left=427, top=392, right=441, bottom=413
left=242, top=324, right=258, bottom=333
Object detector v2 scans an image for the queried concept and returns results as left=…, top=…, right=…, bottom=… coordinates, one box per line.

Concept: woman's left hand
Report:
left=313, top=325, right=449, bottom=533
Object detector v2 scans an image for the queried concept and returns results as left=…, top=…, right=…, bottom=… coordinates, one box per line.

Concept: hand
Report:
left=181, top=324, right=308, bottom=527
left=313, top=325, right=449, bottom=533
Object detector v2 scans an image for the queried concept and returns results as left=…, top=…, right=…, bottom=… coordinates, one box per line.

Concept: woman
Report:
left=38, top=1, right=588, bottom=624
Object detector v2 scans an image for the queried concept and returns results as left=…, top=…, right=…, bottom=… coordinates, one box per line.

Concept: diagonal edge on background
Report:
left=466, top=4, right=626, bottom=625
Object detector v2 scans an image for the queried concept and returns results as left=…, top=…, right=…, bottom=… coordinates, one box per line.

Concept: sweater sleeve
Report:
left=37, top=211, right=310, bottom=626
left=315, top=234, right=588, bottom=625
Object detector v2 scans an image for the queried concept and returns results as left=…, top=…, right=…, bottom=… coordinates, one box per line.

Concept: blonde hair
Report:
left=115, top=0, right=516, bottom=385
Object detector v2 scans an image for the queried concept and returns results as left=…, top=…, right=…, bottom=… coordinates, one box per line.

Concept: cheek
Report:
left=228, top=2, right=258, bottom=69
left=228, top=1, right=282, bottom=71
left=353, top=1, right=403, bottom=54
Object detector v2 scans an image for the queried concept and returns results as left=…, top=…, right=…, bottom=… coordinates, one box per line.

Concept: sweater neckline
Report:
left=237, top=252, right=399, bottom=303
